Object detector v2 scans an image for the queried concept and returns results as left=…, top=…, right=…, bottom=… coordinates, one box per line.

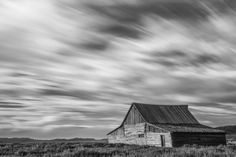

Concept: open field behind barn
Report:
left=0, top=142, right=235, bottom=157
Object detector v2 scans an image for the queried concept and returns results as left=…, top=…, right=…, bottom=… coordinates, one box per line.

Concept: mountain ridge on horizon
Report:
left=0, top=137, right=108, bottom=143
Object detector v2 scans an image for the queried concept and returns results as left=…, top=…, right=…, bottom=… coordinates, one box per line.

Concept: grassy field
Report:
left=0, top=142, right=235, bottom=157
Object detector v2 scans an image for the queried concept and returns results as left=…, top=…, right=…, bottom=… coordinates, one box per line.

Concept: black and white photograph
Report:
left=0, top=0, right=236, bottom=156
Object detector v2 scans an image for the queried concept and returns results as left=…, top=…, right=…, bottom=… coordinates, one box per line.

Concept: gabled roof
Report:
left=134, top=103, right=199, bottom=124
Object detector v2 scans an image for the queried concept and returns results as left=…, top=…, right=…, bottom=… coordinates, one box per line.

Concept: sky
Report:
left=0, top=0, right=236, bottom=139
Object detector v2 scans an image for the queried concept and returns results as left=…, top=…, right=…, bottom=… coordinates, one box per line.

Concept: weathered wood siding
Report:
left=171, top=132, right=226, bottom=147
left=108, top=123, right=173, bottom=147
left=145, top=124, right=172, bottom=147
left=124, top=123, right=146, bottom=145
left=146, top=124, right=168, bottom=133
left=108, top=123, right=146, bottom=145
left=146, top=132, right=172, bottom=147
left=107, top=127, right=125, bottom=143
left=124, top=105, right=145, bottom=125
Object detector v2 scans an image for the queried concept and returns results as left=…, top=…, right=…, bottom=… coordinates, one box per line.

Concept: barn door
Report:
left=160, top=135, right=165, bottom=147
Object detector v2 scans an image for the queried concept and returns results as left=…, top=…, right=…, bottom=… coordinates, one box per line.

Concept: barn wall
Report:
left=124, top=123, right=146, bottom=145
left=146, top=132, right=172, bottom=147
left=146, top=124, right=167, bottom=133
left=171, top=132, right=226, bottom=147
left=108, top=123, right=173, bottom=147
left=108, top=123, right=146, bottom=144
left=124, top=105, right=145, bottom=125
left=145, top=123, right=172, bottom=147
left=107, top=127, right=125, bottom=143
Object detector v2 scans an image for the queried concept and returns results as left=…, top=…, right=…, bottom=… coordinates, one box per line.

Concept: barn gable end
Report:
left=107, top=104, right=145, bottom=136
left=123, top=104, right=145, bottom=125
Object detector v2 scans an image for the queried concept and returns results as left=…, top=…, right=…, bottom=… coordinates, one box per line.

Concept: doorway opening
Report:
left=160, top=135, right=165, bottom=147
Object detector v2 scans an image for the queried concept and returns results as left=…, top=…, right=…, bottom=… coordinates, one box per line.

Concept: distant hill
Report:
left=0, top=138, right=36, bottom=143
left=0, top=138, right=107, bottom=143
left=215, top=125, right=236, bottom=134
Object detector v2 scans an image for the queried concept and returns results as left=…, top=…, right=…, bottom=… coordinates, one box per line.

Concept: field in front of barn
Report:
left=0, top=142, right=236, bottom=157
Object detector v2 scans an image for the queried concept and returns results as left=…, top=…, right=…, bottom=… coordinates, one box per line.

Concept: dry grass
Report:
left=0, top=142, right=235, bottom=157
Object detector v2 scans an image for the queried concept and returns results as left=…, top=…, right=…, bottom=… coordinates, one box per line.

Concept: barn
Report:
left=107, top=103, right=226, bottom=147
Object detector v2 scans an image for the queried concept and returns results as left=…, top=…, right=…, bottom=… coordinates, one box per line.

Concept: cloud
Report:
left=87, top=0, right=210, bottom=23
left=42, top=124, right=88, bottom=132
left=0, top=0, right=78, bottom=65
left=0, top=104, right=26, bottom=109
left=85, top=0, right=212, bottom=40
left=205, top=92, right=236, bottom=104
left=143, top=50, right=221, bottom=68
left=80, top=40, right=110, bottom=51
left=40, top=88, right=100, bottom=100
left=99, top=24, right=144, bottom=39
left=189, top=106, right=236, bottom=116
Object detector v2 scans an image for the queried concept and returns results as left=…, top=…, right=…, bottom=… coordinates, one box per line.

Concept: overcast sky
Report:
left=0, top=0, right=236, bottom=139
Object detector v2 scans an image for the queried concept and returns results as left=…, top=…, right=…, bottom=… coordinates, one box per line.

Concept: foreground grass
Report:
left=0, top=142, right=235, bottom=157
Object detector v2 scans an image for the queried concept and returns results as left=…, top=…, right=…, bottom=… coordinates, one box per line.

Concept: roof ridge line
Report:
left=132, top=102, right=189, bottom=106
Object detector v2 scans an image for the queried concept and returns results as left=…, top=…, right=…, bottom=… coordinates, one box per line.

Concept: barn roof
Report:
left=134, top=103, right=199, bottom=124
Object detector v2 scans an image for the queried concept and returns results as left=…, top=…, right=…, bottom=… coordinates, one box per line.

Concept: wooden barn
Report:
left=107, top=103, right=226, bottom=147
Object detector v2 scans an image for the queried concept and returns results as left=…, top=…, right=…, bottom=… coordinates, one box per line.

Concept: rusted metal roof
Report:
left=134, top=103, right=199, bottom=124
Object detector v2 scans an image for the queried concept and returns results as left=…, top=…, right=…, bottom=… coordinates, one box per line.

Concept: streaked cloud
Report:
left=189, top=106, right=236, bottom=116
